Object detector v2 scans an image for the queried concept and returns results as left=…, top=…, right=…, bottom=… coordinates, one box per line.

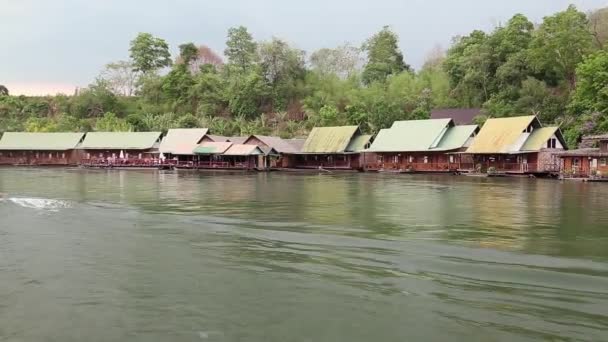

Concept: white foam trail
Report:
left=6, top=197, right=72, bottom=211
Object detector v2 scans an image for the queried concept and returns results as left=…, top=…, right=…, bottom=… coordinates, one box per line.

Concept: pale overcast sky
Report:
left=1, top=0, right=607, bottom=95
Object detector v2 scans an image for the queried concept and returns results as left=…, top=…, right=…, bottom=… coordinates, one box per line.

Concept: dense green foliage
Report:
left=2, top=5, right=608, bottom=147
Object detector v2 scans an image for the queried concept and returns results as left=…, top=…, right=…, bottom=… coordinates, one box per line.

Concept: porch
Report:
left=363, top=152, right=462, bottom=173
left=292, top=154, right=360, bottom=170
left=471, top=153, right=558, bottom=174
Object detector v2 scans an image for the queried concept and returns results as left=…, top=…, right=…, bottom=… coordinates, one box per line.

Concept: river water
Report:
left=0, top=168, right=607, bottom=342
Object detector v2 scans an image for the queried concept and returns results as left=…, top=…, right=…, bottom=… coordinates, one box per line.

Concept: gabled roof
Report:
left=466, top=116, right=537, bottom=154
left=346, top=134, right=373, bottom=152
left=435, top=125, right=479, bottom=150
left=557, top=148, right=608, bottom=157
left=80, top=132, right=162, bottom=150
left=286, top=138, right=305, bottom=152
left=367, top=119, right=453, bottom=152
left=227, top=137, right=248, bottom=144
left=206, top=135, right=230, bottom=142
left=159, top=128, right=208, bottom=155
left=193, top=141, right=232, bottom=154
left=0, top=132, right=85, bottom=150
left=301, top=126, right=359, bottom=153
left=245, top=135, right=301, bottom=153
left=520, top=127, right=565, bottom=151
left=223, top=144, right=264, bottom=155
left=583, top=133, right=608, bottom=140
left=430, top=108, right=482, bottom=125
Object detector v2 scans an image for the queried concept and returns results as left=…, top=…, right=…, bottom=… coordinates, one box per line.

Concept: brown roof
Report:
left=557, top=148, right=608, bottom=157
left=286, top=139, right=305, bottom=152
left=583, top=134, right=608, bottom=140
left=227, top=136, right=248, bottom=144
left=245, top=135, right=301, bottom=153
left=430, top=108, right=482, bottom=125
left=206, top=135, right=230, bottom=142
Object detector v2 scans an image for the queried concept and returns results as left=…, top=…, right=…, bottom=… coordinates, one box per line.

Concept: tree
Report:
left=362, top=26, right=410, bottom=85
left=178, top=42, right=198, bottom=66
left=529, top=5, right=593, bottom=89
left=190, top=64, right=226, bottom=116
left=258, top=38, right=306, bottom=110
left=129, top=32, right=172, bottom=74
left=0, top=85, right=8, bottom=96
left=310, top=43, right=363, bottom=78
left=589, top=7, right=608, bottom=49
left=177, top=45, right=224, bottom=74
left=444, top=30, right=491, bottom=106
left=570, top=50, right=608, bottom=114
left=224, top=26, right=257, bottom=73
left=99, top=61, right=139, bottom=96
left=226, top=67, right=268, bottom=118
left=69, top=80, right=121, bottom=118
left=162, top=63, right=195, bottom=109
left=95, top=112, right=132, bottom=131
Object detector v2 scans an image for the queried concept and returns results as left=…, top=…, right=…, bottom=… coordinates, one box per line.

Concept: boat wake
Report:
left=3, top=197, right=72, bottom=211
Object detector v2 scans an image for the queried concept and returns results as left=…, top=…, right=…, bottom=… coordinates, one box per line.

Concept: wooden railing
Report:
left=366, top=162, right=459, bottom=171
left=0, top=157, right=71, bottom=165
left=80, top=159, right=161, bottom=167
left=175, top=161, right=255, bottom=169
left=294, top=160, right=351, bottom=168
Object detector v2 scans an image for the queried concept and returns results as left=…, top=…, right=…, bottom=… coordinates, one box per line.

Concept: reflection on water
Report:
left=1, top=168, right=608, bottom=341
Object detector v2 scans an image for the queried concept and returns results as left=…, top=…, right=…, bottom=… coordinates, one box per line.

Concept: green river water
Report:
left=1, top=168, right=607, bottom=341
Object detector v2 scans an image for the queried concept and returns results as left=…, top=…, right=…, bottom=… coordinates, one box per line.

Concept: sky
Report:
left=2, top=0, right=608, bottom=95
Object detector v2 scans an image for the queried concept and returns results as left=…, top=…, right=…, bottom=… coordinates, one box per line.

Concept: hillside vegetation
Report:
left=2, top=5, right=608, bottom=146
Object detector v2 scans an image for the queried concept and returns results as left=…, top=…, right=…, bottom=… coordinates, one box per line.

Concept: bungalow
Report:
left=79, top=131, right=162, bottom=167
left=159, top=128, right=209, bottom=166
left=289, top=126, right=372, bottom=170
left=364, top=119, right=478, bottom=172
left=243, top=135, right=303, bottom=169
left=0, top=132, right=85, bottom=166
left=464, top=115, right=566, bottom=174
left=557, top=134, right=608, bottom=178
left=192, top=142, right=264, bottom=170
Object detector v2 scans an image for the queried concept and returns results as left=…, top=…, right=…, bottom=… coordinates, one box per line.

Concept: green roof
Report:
left=520, top=127, right=561, bottom=151
left=466, top=116, right=537, bottom=153
left=223, top=144, right=264, bottom=155
left=367, top=119, right=453, bottom=152
left=301, top=126, right=359, bottom=153
left=346, top=134, right=373, bottom=152
left=0, top=132, right=85, bottom=150
left=193, top=142, right=232, bottom=154
left=435, top=125, right=478, bottom=150
left=80, top=132, right=162, bottom=150
left=159, top=128, right=208, bottom=154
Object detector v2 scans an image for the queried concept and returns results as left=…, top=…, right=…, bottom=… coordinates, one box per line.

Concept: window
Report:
left=449, top=155, right=455, bottom=163
left=408, top=155, right=414, bottom=163
left=393, top=155, right=398, bottom=163
left=547, top=138, right=557, bottom=149
left=377, top=155, right=383, bottom=163
left=601, top=158, right=607, bottom=167
left=573, top=158, right=580, bottom=167
left=423, top=156, right=429, bottom=164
